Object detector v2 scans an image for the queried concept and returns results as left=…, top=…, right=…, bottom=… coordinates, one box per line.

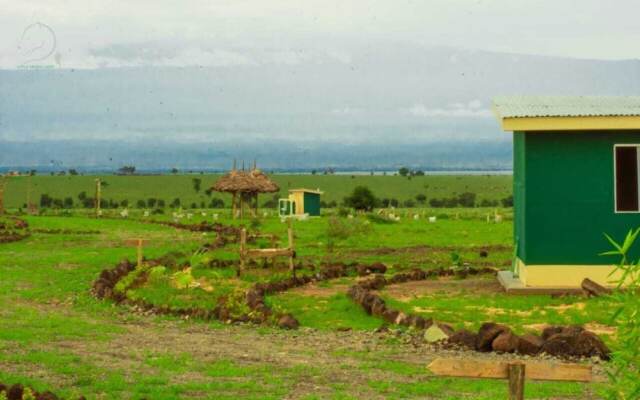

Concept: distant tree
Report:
left=52, top=198, right=64, bottom=208
left=171, top=168, right=179, bottom=174
left=136, top=200, right=146, bottom=208
left=204, top=188, right=213, bottom=197
left=29, top=170, right=36, bottom=176
left=63, top=197, right=74, bottom=208
left=191, top=202, right=197, bottom=209
left=311, top=170, right=317, bottom=175
left=479, top=199, right=499, bottom=207
left=457, top=192, right=477, bottom=208
left=404, top=199, right=416, bottom=208
left=344, top=186, right=378, bottom=212
left=415, top=194, right=427, bottom=204
left=501, top=195, right=514, bottom=208
left=413, top=170, right=425, bottom=176
left=398, top=167, right=410, bottom=177
left=147, top=198, right=157, bottom=208
left=170, top=198, right=181, bottom=208
left=68, top=169, right=79, bottom=176
left=118, top=166, right=136, bottom=175
left=429, top=198, right=444, bottom=208
left=120, top=199, right=129, bottom=207
left=157, top=199, right=166, bottom=208
left=192, top=178, right=202, bottom=193
left=40, top=194, right=53, bottom=208
left=78, top=191, right=87, bottom=201
left=209, top=198, right=224, bottom=208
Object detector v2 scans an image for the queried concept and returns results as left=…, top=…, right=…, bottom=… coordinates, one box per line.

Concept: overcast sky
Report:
left=1, top=0, right=640, bottom=69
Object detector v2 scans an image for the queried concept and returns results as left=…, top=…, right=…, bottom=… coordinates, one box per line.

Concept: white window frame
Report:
left=613, top=144, right=640, bottom=214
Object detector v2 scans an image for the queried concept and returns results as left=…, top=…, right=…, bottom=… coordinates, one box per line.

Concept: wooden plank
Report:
left=427, top=358, right=592, bottom=382
left=245, top=248, right=293, bottom=258
left=124, top=238, right=149, bottom=247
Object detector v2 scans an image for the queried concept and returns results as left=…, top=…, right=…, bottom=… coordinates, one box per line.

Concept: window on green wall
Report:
left=615, top=145, right=640, bottom=212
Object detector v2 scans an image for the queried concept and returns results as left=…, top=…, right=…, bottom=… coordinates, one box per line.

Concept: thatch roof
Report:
left=211, top=168, right=279, bottom=194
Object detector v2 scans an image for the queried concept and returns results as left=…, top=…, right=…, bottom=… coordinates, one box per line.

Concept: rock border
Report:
left=347, top=270, right=611, bottom=360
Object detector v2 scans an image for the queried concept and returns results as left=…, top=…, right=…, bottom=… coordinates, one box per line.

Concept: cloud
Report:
left=330, top=106, right=363, bottom=115
left=403, top=101, right=492, bottom=118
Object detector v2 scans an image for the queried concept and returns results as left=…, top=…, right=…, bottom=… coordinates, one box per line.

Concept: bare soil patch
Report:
left=380, top=275, right=503, bottom=301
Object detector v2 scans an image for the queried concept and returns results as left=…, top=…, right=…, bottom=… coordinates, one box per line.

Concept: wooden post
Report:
left=232, top=192, right=237, bottom=219
left=271, top=234, right=277, bottom=268
left=0, top=175, right=6, bottom=215
left=125, top=238, right=149, bottom=269
left=508, top=363, right=525, bottom=400
left=238, top=228, right=247, bottom=277
left=95, top=178, right=102, bottom=218
left=288, top=219, right=295, bottom=278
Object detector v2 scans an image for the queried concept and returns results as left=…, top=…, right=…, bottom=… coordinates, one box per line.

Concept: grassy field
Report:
left=2, top=174, right=512, bottom=209
left=0, top=209, right=613, bottom=399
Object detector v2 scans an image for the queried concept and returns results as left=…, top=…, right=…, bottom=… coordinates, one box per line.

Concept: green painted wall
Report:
left=516, top=131, right=640, bottom=265
left=303, top=192, right=321, bottom=216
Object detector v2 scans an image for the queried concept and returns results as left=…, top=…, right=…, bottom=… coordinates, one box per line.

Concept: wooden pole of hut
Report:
left=288, top=218, right=295, bottom=278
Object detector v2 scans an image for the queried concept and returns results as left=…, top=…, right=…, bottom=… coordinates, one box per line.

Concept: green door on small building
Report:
left=303, top=192, right=321, bottom=216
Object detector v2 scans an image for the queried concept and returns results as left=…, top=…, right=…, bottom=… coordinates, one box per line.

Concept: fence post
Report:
left=238, top=228, right=247, bottom=277
left=508, top=363, right=525, bottom=400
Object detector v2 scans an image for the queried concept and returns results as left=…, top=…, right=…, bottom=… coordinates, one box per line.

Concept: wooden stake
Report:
left=232, top=192, right=237, bottom=220
left=125, top=238, right=149, bottom=269
left=238, top=228, right=247, bottom=277
left=288, top=219, right=295, bottom=278
left=95, top=178, right=102, bottom=218
left=508, top=363, right=525, bottom=400
left=0, top=175, right=6, bottom=215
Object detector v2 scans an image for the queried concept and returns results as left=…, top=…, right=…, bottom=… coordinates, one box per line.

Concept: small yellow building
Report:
left=280, top=189, right=323, bottom=217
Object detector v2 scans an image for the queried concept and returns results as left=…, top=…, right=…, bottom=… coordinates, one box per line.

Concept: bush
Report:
left=415, top=194, right=427, bottom=204
left=602, top=229, right=640, bottom=398
left=403, top=199, right=416, bottom=208
left=209, top=198, right=224, bottom=208
left=344, top=186, right=378, bottom=212
left=136, top=200, right=146, bottom=208
left=501, top=195, right=514, bottom=208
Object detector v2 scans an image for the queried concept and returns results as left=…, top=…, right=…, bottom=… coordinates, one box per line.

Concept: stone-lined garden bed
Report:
left=347, top=270, right=611, bottom=360
left=0, top=216, right=30, bottom=243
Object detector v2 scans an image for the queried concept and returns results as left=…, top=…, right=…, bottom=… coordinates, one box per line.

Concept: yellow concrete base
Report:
left=514, top=258, right=624, bottom=288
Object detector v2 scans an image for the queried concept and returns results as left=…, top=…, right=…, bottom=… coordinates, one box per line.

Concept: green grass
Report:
left=3, top=174, right=512, bottom=209
left=0, top=205, right=608, bottom=399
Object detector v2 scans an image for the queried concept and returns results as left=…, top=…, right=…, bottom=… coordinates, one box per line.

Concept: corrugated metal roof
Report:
left=493, top=96, right=640, bottom=119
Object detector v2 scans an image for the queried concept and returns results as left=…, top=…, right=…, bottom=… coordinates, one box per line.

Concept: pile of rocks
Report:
left=449, top=323, right=610, bottom=360
left=0, top=216, right=30, bottom=243
left=0, top=382, right=85, bottom=400
left=348, top=270, right=611, bottom=361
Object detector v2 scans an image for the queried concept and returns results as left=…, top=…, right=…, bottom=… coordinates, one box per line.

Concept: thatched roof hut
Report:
left=212, top=168, right=279, bottom=194
left=211, top=163, right=279, bottom=218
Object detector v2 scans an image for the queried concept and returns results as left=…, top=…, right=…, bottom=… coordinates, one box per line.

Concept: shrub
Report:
left=209, top=198, right=224, bottom=208
left=403, top=199, right=416, bottom=208
left=136, top=200, right=146, bottom=208
left=415, top=194, right=427, bottom=204
left=147, top=198, right=157, bottom=208
left=602, top=229, right=640, bottom=398
left=344, top=186, right=378, bottom=212
left=501, top=195, right=514, bottom=208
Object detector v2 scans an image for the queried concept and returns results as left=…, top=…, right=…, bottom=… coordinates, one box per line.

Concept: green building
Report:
left=280, top=189, right=323, bottom=217
left=494, top=96, right=640, bottom=291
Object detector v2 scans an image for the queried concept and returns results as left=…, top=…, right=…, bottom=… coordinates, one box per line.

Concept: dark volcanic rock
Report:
left=476, top=323, right=510, bottom=352
left=517, top=334, right=544, bottom=356
left=8, top=384, right=24, bottom=400
left=492, top=331, right=519, bottom=353
left=448, top=329, right=478, bottom=350
left=277, top=314, right=299, bottom=329
left=541, top=325, right=565, bottom=340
